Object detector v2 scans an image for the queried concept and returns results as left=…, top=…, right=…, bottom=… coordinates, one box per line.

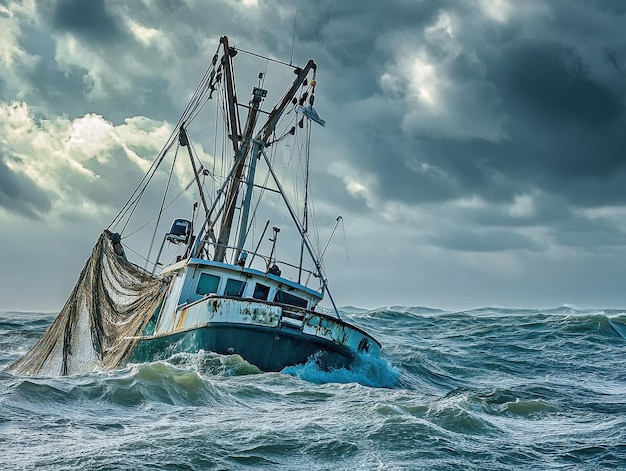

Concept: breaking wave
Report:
left=282, top=351, right=401, bottom=388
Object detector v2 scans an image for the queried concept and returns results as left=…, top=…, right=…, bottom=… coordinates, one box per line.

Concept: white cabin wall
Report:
left=154, top=271, right=187, bottom=334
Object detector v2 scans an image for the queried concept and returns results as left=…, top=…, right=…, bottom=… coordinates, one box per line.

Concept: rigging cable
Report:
left=290, top=9, right=297, bottom=66
left=120, top=243, right=151, bottom=265
left=259, top=147, right=341, bottom=319
left=213, top=97, right=219, bottom=179
left=298, top=119, right=311, bottom=282
left=122, top=165, right=207, bottom=240
left=340, top=216, right=350, bottom=266
left=108, top=43, right=222, bottom=234
left=109, top=136, right=176, bottom=233
left=320, top=216, right=342, bottom=258
left=144, top=143, right=180, bottom=270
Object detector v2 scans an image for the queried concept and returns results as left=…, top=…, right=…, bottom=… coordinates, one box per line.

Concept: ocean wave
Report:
left=282, top=351, right=401, bottom=389
left=3, top=307, right=626, bottom=470
left=2, top=362, right=229, bottom=410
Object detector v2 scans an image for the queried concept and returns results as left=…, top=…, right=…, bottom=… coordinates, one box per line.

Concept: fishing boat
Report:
left=7, top=36, right=381, bottom=376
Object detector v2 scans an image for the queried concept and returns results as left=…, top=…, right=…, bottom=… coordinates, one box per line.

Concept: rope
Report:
left=340, top=216, right=350, bottom=266
left=122, top=171, right=202, bottom=240
left=108, top=43, right=222, bottom=234
left=144, top=143, right=180, bottom=269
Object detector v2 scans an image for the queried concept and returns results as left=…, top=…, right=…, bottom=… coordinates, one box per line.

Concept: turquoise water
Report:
left=1, top=307, right=625, bottom=470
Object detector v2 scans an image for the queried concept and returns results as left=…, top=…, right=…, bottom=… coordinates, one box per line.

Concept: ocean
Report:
left=1, top=306, right=625, bottom=470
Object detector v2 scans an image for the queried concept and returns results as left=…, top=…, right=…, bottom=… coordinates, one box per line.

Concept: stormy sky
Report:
left=1, top=0, right=626, bottom=311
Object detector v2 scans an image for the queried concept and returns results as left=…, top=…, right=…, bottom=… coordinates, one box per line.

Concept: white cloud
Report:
left=0, top=101, right=177, bottom=223
left=476, top=0, right=516, bottom=23
left=53, top=34, right=132, bottom=100
left=408, top=56, right=441, bottom=109
left=328, top=159, right=378, bottom=208
left=0, top=0, right=39, bottom=98
left=476, top=0, right=551, bottom=24
left=126, top=19, right=160, bottom=46
left=508, top=193, right=536, bottom=218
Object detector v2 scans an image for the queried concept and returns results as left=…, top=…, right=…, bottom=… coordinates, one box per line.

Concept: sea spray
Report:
left=282, top=351, right=401, bottom=388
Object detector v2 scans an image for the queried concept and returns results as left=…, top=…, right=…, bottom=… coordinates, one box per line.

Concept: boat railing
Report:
left=199, top=240, right=320, bottom=284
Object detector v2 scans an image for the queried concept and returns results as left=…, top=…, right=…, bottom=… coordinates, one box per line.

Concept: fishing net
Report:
left=6, top=231, right=171, bottom=376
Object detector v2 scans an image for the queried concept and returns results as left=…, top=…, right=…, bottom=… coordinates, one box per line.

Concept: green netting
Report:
left=6, top=232, right=171, bottom=376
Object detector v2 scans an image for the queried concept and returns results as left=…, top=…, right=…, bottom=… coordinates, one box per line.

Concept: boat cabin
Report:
left=162, top=258, right=323, bottom=312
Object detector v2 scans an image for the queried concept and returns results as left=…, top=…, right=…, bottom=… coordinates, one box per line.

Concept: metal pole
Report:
left=259, top=148, right=341, bottom=319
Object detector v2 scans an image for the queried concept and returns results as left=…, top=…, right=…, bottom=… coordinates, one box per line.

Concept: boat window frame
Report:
left=252, top=282, right=271, bottom=300
left=274, top=289, right=308, bottom=309
left=195, top=272, right=221, bottom=296
left=224, top=278, right=246, bottom=297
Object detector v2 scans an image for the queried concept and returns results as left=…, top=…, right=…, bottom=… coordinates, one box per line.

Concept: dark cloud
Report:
left=498, top=43, right=622, bottom=128
left=470, top=192, right=570, bottom=228
left=553, top=214, right=626, bottom=248
left=294, top=0, right=445, bottom=66
left=12, top=24, right=88, bottom=117
left=153, top=0, right=186, bottom=15
left=0, top=153, right=51, bottom=219
left=15, top=18, right=176, bottom=123
left=429, top=229, right=545, bottom=253
left=13, top=0, right=626, bottom=216
left=478, top=38, right=626, bottom=207
left=50, top=0, right=124, bottom=43
left=5, top=0, right=626, bottom=310
left=319, top=2, right=626, bottom=219
left=581, top=0, right=626, bottom=15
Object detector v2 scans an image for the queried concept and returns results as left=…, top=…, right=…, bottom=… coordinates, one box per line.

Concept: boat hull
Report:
left=129, top=296, right=381, bottom=372
left=130, top=323, right=355, bottom=371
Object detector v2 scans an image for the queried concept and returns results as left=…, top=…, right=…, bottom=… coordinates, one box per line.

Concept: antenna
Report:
left=290, top=9, right=298, bottom=66
left=268, top=226, right=281, bottom=270
left=321, top=216, right=343, bottom=259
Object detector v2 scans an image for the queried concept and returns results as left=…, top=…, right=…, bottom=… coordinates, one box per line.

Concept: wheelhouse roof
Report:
left=160, top=257, right=323, bottom=300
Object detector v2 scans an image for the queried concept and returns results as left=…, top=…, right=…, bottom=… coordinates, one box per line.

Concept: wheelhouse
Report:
left=162, top=258, right=323, bottom=311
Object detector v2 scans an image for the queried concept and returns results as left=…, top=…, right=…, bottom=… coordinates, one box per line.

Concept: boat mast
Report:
left=213, top=36, right=244, bottom=262
left=214, top=56, right=317, bottom=263
left=234, top=140, right=260, bottom=262
left=298, top=125, right=311, bottom=283
left=221, top=36, right=241, bottom=156
left=258, top=60, right=316, bottom=143
left=233, top=83, right=267, bottom=262
left=178, top=126, right=210, bottom=217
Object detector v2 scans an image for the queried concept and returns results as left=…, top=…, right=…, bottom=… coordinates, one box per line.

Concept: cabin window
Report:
left=196, top=273, right=220, bottom=295
left=274, top=289, right=308, bottom=309
left=225, top=278, right=246, bottom=297
left=253, top=283, right=270, bottom=300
